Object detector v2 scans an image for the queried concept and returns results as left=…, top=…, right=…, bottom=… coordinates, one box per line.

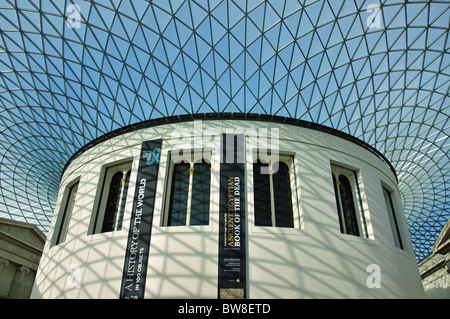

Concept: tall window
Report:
left=253, top=158, right=294, bottom=228
left=164, top=152, right=211, bottom=226
left=91, top=161, right=132, bottom=234
left=331, top=165, right=367, bottom=237
left=382, top=186, right=403, bottom=249
left=53, top=180, right=79, bottom=246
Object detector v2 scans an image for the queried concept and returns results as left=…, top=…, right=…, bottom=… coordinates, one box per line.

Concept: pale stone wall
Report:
left=419, top=218, right=450, bottom=299
left=0, top=218, right=46, bottom=298
left=32, top=119, right=425, bottom=298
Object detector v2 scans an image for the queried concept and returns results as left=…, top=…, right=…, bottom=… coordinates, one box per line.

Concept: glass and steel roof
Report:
left=0, top=0, right=448, bottom=261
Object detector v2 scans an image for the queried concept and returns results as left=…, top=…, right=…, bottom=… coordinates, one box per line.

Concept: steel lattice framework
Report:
left=0, top=0, right=448, bottom=261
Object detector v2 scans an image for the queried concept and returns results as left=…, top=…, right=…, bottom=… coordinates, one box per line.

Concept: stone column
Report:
left=0, top=258, right=9, bottom=271
left=8, top=265, right=31, bottom=298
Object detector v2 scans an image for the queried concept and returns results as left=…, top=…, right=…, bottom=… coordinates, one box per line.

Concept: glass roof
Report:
left=0, top=0, right=448, bottom=262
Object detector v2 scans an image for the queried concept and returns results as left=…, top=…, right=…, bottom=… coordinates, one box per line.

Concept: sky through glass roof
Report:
left=0, top=0, right=448, bottom=262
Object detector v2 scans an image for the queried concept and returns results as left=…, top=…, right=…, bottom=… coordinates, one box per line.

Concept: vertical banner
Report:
left=218, top=134, right=247, bottom=299
left=120, top=139, right=162, bottom=299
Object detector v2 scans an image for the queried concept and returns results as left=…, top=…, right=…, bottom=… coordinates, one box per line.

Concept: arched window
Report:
left=337, top=174, right=359, bottom=236
left=331, top=165, right=367, bottom=237
left=253, top=159, right=294, bottom=228
left=90, top=161, right=132, bottom=234
left=102, top=169, right=131, bottom=232
left=382, top=186, right=403, bottom=249
left=166, top=154, right=211, bottom=226
left=53, top=180, right=79, bottom=246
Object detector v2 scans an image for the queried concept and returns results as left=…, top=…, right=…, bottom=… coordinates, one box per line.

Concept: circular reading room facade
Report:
left=31, top=115, right=425, bottom=299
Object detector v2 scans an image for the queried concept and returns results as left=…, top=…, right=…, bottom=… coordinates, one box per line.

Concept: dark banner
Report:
left=218, top=134, right=247, bottom=299
left=120, top=139, right=162, bottom=299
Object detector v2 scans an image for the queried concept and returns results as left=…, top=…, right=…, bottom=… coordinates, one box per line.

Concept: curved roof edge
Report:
left=62, top=112, right=397, bottom=180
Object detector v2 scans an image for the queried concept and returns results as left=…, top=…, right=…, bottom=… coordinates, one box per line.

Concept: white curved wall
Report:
left=31, top=119, right=425, bottom=298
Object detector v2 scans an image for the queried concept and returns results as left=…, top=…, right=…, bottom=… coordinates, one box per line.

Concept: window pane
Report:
left=253, top=160, right=271, bottom=226
left=168, top=162, right=190, bottom=226
left=55, top=181, right=78, bottom=245
left=332, top=174, right=345, bottom=233
left=383, top=187, right=403, bottom=249
left=191, top=160, right=210, bottom=225
left=338, top=175, right=359, bottom=236
left=115, top=170, right=131, bottom=231
left=102, top=171, right=124, bottom=232
left=273, top=162, right=294, bottom=228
